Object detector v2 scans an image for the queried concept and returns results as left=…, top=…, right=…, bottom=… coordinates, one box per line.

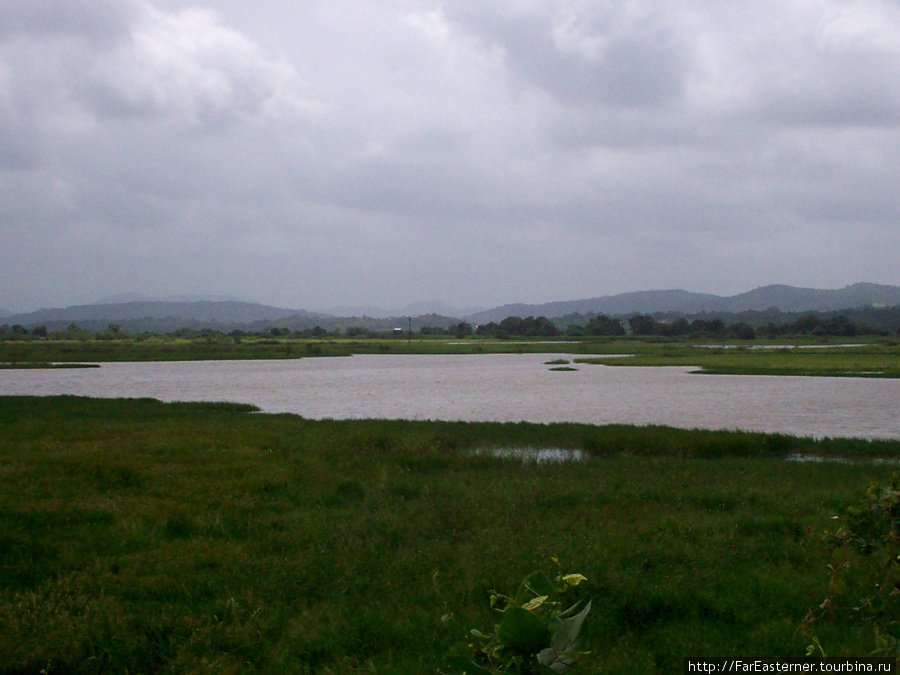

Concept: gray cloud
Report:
left=1, top=0, right=899, bottom=313
left=446, top=1, right=691, bottom=109
left=0, top=0, right=137, bottom=42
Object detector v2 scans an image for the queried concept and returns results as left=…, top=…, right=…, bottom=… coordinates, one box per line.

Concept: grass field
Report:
left=0, top=336, right=588, bottom=365
left=2, top=395, right=900, bottom=673
left=574, top=340, right=900, bottom=378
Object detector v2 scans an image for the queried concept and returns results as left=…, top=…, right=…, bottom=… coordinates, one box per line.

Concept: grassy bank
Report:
left=0, top=337, right=355, bottom=363
left=3, top=334, right=899, bottom=378
left=2, top=396, right=900, bottom=673
left=575, top=339, right=900, bottom=378
left=0, top=336, right=585, bottom=365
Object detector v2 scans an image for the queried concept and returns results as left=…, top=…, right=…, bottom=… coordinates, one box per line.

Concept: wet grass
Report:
left=1, top=396, right=899, bottom=673
left=0, top=338, right=354, bottom=363
left=576, top=340, right=900, bottom=378
left=0, top=336, right=592, bottom=365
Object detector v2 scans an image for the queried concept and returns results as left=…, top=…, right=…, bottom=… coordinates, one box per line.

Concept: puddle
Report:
left=470, top=447, right=586, bottom=463
left=786, top=454, right=900, bottom=465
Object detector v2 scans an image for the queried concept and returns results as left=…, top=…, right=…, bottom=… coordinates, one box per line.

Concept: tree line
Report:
left=2, top=309, right=897, bottom=342
left=621, top=312, right=879, bottom=339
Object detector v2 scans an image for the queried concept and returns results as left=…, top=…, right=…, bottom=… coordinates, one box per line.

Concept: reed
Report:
left=1, top=395, right=898, bottom=673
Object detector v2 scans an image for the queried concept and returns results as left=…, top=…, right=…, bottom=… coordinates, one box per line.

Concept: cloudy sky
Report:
left=2, top=0, right=900, bottom=313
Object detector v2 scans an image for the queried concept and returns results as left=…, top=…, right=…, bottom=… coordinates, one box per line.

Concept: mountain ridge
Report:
left=3, top=300, right=324, bottom=328
left=3, top=283, right=899, bottom=331
left=465, top=283, right=900, bottom=323
left=322, top=301, right=486, bottom=319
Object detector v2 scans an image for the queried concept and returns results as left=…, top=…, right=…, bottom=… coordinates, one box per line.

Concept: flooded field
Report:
left=2, top=353, right=899, bottom=439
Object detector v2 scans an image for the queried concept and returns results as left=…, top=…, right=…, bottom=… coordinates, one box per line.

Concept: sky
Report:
left=2, top=0, right=900, bottom=314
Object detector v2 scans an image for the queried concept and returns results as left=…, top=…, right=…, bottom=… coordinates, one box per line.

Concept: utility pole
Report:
left=408, top=316, right=412, bottom=345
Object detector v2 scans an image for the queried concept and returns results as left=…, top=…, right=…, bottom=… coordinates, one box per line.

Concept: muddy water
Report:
left=2, top=353, right=899, bottom=439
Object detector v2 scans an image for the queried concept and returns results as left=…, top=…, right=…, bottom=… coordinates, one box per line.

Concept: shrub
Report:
left=443, top=559, right=591, bottom=674
left=801, top=472, right=900, bottom=656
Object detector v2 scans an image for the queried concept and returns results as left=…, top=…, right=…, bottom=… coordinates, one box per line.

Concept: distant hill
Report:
left=466, top=290, right=723, bottom=323
left=1, top=299, right=465, bottom=334
left=5, top=283, right=900, bottom=332
left=0, top=309, right=11, bottom=319
left=716, top=283, right=900, bottom=312
left=94, top=293, right=247, bottom=305
left=324, top=301, right=485, bottom=319
left=466, top=283, right=900, bottom=323
left=3, top=301, right=325, bottom=332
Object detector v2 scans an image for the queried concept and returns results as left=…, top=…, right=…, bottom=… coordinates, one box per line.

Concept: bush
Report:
left=443, top=560, right=591, bottom=674
left=801, top=472, right=900, bottom=656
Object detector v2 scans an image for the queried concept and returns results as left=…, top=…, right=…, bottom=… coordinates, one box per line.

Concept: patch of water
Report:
left=693, top=344, right=867, bottom=350
left=786, top=454, right=900, bottom=465
left=472, top=447, right=586, bottom=463
left=1, top=353, right=899, bottom=440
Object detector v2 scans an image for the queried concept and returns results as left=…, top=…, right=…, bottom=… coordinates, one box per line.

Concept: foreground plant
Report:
left=801, top=471, right=900, bottom=656
left=443, top=559, right=591, bottom=674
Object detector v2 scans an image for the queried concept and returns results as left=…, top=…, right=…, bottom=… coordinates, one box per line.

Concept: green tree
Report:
left=792, top=313, right=821, bottom=335
left=628, top=314, right=658, bottom=335
left=586, top=314, right=625, bottom=336
left=667, top=318, right=690, bottom=336
left=476, top=322, right=499, bottom=337
left=515, top=316, right=558, bottom=337
left=823, top=315, right=856, bottom=337
left=758, top=322, right=781, bottom=337
left=726, top=322, right=756, bottom=340
left=500, top=316, right=525, bottom=336
left=690, top=318, right=725, bottom=337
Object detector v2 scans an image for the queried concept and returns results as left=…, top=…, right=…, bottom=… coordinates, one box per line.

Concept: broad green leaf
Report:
left=498, top=607, right=552, bottom=654
left=538, top=600, right=591, bottom=672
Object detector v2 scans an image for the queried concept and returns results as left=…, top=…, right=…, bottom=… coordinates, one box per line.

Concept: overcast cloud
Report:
left=2, top=0, right=900, bottom=313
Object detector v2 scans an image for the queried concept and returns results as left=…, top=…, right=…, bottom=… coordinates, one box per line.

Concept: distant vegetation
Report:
left=475, top=315, right=561, bottom=338
left=3, top=305, right=898, bottom=346
left=610, top=311, right=885, bottom=339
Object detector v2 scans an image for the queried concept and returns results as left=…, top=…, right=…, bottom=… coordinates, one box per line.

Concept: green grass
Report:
left=0, top=337, right=355, bottom=363
left=1, top=396, right=899, bottom=673
left=0, top=335, right=587, bottom=365
left=575, top=340, right=900, bottom=378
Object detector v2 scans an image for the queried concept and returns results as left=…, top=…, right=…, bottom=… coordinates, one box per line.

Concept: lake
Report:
left=2, top=353, right=899, bottom=439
